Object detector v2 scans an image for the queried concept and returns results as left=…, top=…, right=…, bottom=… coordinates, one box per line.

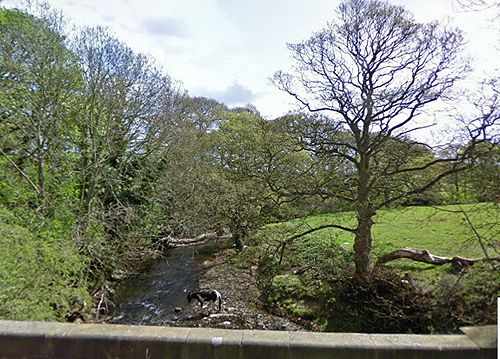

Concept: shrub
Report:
left=0, top=207, right=91, bottom=321
left=326, top=269, right=431, bottom=333
left=429, top=264, right=500, bottom=333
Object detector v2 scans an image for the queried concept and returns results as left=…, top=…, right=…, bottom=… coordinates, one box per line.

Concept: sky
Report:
left=2, top=0, right=499, bottom=119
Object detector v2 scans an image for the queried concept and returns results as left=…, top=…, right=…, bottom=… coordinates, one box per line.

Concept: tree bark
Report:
left=353, top=143, right=375, bottom=281
left=377, top=248, right=500, bottom=267
left=353, top=204, right=375, bottom=280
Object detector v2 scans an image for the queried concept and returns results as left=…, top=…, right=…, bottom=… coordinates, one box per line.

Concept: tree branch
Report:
left=279, top=223, right=355, bottom=265
left=377, top=247, right=500, bottom=266
left=376, top=165, right=468, bottom=209
left=0, top=148, right=42, bottom=197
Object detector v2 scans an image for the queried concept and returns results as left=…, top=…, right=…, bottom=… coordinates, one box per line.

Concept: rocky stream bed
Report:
left=189, top=248, right=305, bottom=331
left=108, top=235, right=307, bottom=331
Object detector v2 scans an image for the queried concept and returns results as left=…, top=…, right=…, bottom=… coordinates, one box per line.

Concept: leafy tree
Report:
left=468, top=142, right=500, bottom=201
left=0, top=7, right=81, bottom=220
left=444, top=141, right=500, bottom=203
left=208, top=109, right=322, bottom=247
left=209, top=109, right=271, bottom=249
left=0, top=0, right=196, bottom=319
left=180, top=96, right=226, bottom=137
left=0, top=5, right=91, bottom=320
left=70, top=25, right=180, bottom=275
left=272, top=0, right=483, bottom=280
left=154, top=96, right=227, bottom=237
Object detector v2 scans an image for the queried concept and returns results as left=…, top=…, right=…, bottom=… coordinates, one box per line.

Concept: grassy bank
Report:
left=242, top=203, right=499, bottom=333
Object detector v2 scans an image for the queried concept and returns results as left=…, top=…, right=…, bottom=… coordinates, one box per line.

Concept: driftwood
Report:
left=163, top=229, right=231, bottom=248
left=377, top=248, right=500, bottom=267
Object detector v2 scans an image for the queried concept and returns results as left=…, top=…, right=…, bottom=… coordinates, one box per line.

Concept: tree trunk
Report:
left=38, top=156, right=45, bottom=200
left=353, top=203, right=375, bottom=280
left=353, top=145, right=375, bottom=281
left=230, top=222, right=245, bottom=251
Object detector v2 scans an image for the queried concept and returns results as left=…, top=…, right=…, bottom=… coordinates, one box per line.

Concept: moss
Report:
left=271, top=274, right=305, bottom=297
left=282, top=299, right=317, bottom=320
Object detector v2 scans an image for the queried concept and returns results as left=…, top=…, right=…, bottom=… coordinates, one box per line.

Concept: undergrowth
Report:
left=0, top=206, right=92, bottom=321
left=250, top=204, right=500, bottom=333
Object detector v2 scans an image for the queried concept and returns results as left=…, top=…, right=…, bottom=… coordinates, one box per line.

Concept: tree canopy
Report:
left=0, top=0, right=499, bottom=321
left=272, top=0, right=496, bottom=279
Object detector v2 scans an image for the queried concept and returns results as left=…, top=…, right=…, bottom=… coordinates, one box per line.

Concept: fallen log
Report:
left=163, top=229, right=232, bottom=248
left=376, top=248, right=500, bottom=267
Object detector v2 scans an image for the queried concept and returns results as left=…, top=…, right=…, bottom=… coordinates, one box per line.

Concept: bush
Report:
left=0, top=207, right=91, bottom=321
left=429, top=264, right=500, bottom=333
left=271, top=274, right=306, bottom=297
left=326, top=269, right=431, bottom=333
left=258, top=230, right=352, bottom=326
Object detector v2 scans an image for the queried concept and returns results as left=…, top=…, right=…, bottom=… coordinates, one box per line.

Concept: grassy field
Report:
left=249, top=203, right=499, bottom=333
left=255, top=203, right=499, bottom=279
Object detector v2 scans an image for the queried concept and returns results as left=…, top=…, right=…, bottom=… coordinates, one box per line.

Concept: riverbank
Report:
left=99, top=204, right=499, bottom=334
left=102, top=233, right=308, bottom=331
left=191, top=248, right=307, bottom=331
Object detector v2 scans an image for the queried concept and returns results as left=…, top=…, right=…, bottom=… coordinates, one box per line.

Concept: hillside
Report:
left=225, top=203, right=500, bottom=333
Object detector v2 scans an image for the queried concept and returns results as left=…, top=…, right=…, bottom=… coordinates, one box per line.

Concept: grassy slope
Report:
left=250, top=203, right=499, bottom=332
left=252, top=204, right=500, bottom=286
left=262, top=203, right=498, bottom=279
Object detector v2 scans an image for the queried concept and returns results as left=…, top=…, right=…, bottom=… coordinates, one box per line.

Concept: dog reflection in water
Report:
left=187, top=289, right=222, bottom=311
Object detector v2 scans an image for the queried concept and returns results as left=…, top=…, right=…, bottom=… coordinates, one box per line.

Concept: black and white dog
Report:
left=187, top=289, right=222, bottom=311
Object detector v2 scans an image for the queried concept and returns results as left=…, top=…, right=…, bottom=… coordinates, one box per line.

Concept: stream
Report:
left=109, top=241, right=224, bottom=327
left=109, top=238, right=305, bottom=331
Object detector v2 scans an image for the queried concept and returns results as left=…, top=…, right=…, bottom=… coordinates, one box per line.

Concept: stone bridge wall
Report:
left=0, top=320, right=496, bottom=359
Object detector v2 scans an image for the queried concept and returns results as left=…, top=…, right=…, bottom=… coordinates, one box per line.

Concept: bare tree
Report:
left=456, top=0, right=499, bottom=12
left=272, top=0, right=476, bottom=280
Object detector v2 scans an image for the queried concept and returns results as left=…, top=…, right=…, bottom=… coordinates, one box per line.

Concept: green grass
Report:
left=255, top=203, right=499, bottom=279
left=252, top=203, right=499, bottom=332
left=372, top=204, right=492, bottom=256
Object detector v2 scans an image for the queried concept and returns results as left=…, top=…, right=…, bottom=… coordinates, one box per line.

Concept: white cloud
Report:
left=2, top=0, right=499, bottom=119
left=196, top=81, right=257, bottom=107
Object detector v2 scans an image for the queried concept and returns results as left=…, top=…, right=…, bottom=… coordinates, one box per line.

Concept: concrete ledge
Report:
left=0, top=320, right=495, bottom=359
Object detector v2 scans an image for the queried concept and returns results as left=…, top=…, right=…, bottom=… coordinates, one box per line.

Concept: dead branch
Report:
left=376, top=248, right=500, bottom=267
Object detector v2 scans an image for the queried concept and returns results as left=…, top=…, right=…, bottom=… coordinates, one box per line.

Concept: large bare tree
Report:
left=272, top=0, right=473, bottom=280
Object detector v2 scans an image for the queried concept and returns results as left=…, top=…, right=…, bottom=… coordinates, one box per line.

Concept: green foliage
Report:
left=430, top=263, right=500, bottom=333
left=0, top=206, right=91, bottom=321
left=271, top=274, right=306, bottom=297
left=1, top=0, right=498, bottom=324
left=0, top=4, right=180, bottom=320
left=255, top=204, right=499, bottom=333
left=444, top=141, right=500, bottom=203
left=257, top=220, right=352, bottom=323
left=281, top=299, right=318, bottom=320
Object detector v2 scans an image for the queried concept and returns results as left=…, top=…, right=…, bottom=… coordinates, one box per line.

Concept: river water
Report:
left=108, top=237, right=305, bottom=331
left=109, top=241, right=223, bottom=326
